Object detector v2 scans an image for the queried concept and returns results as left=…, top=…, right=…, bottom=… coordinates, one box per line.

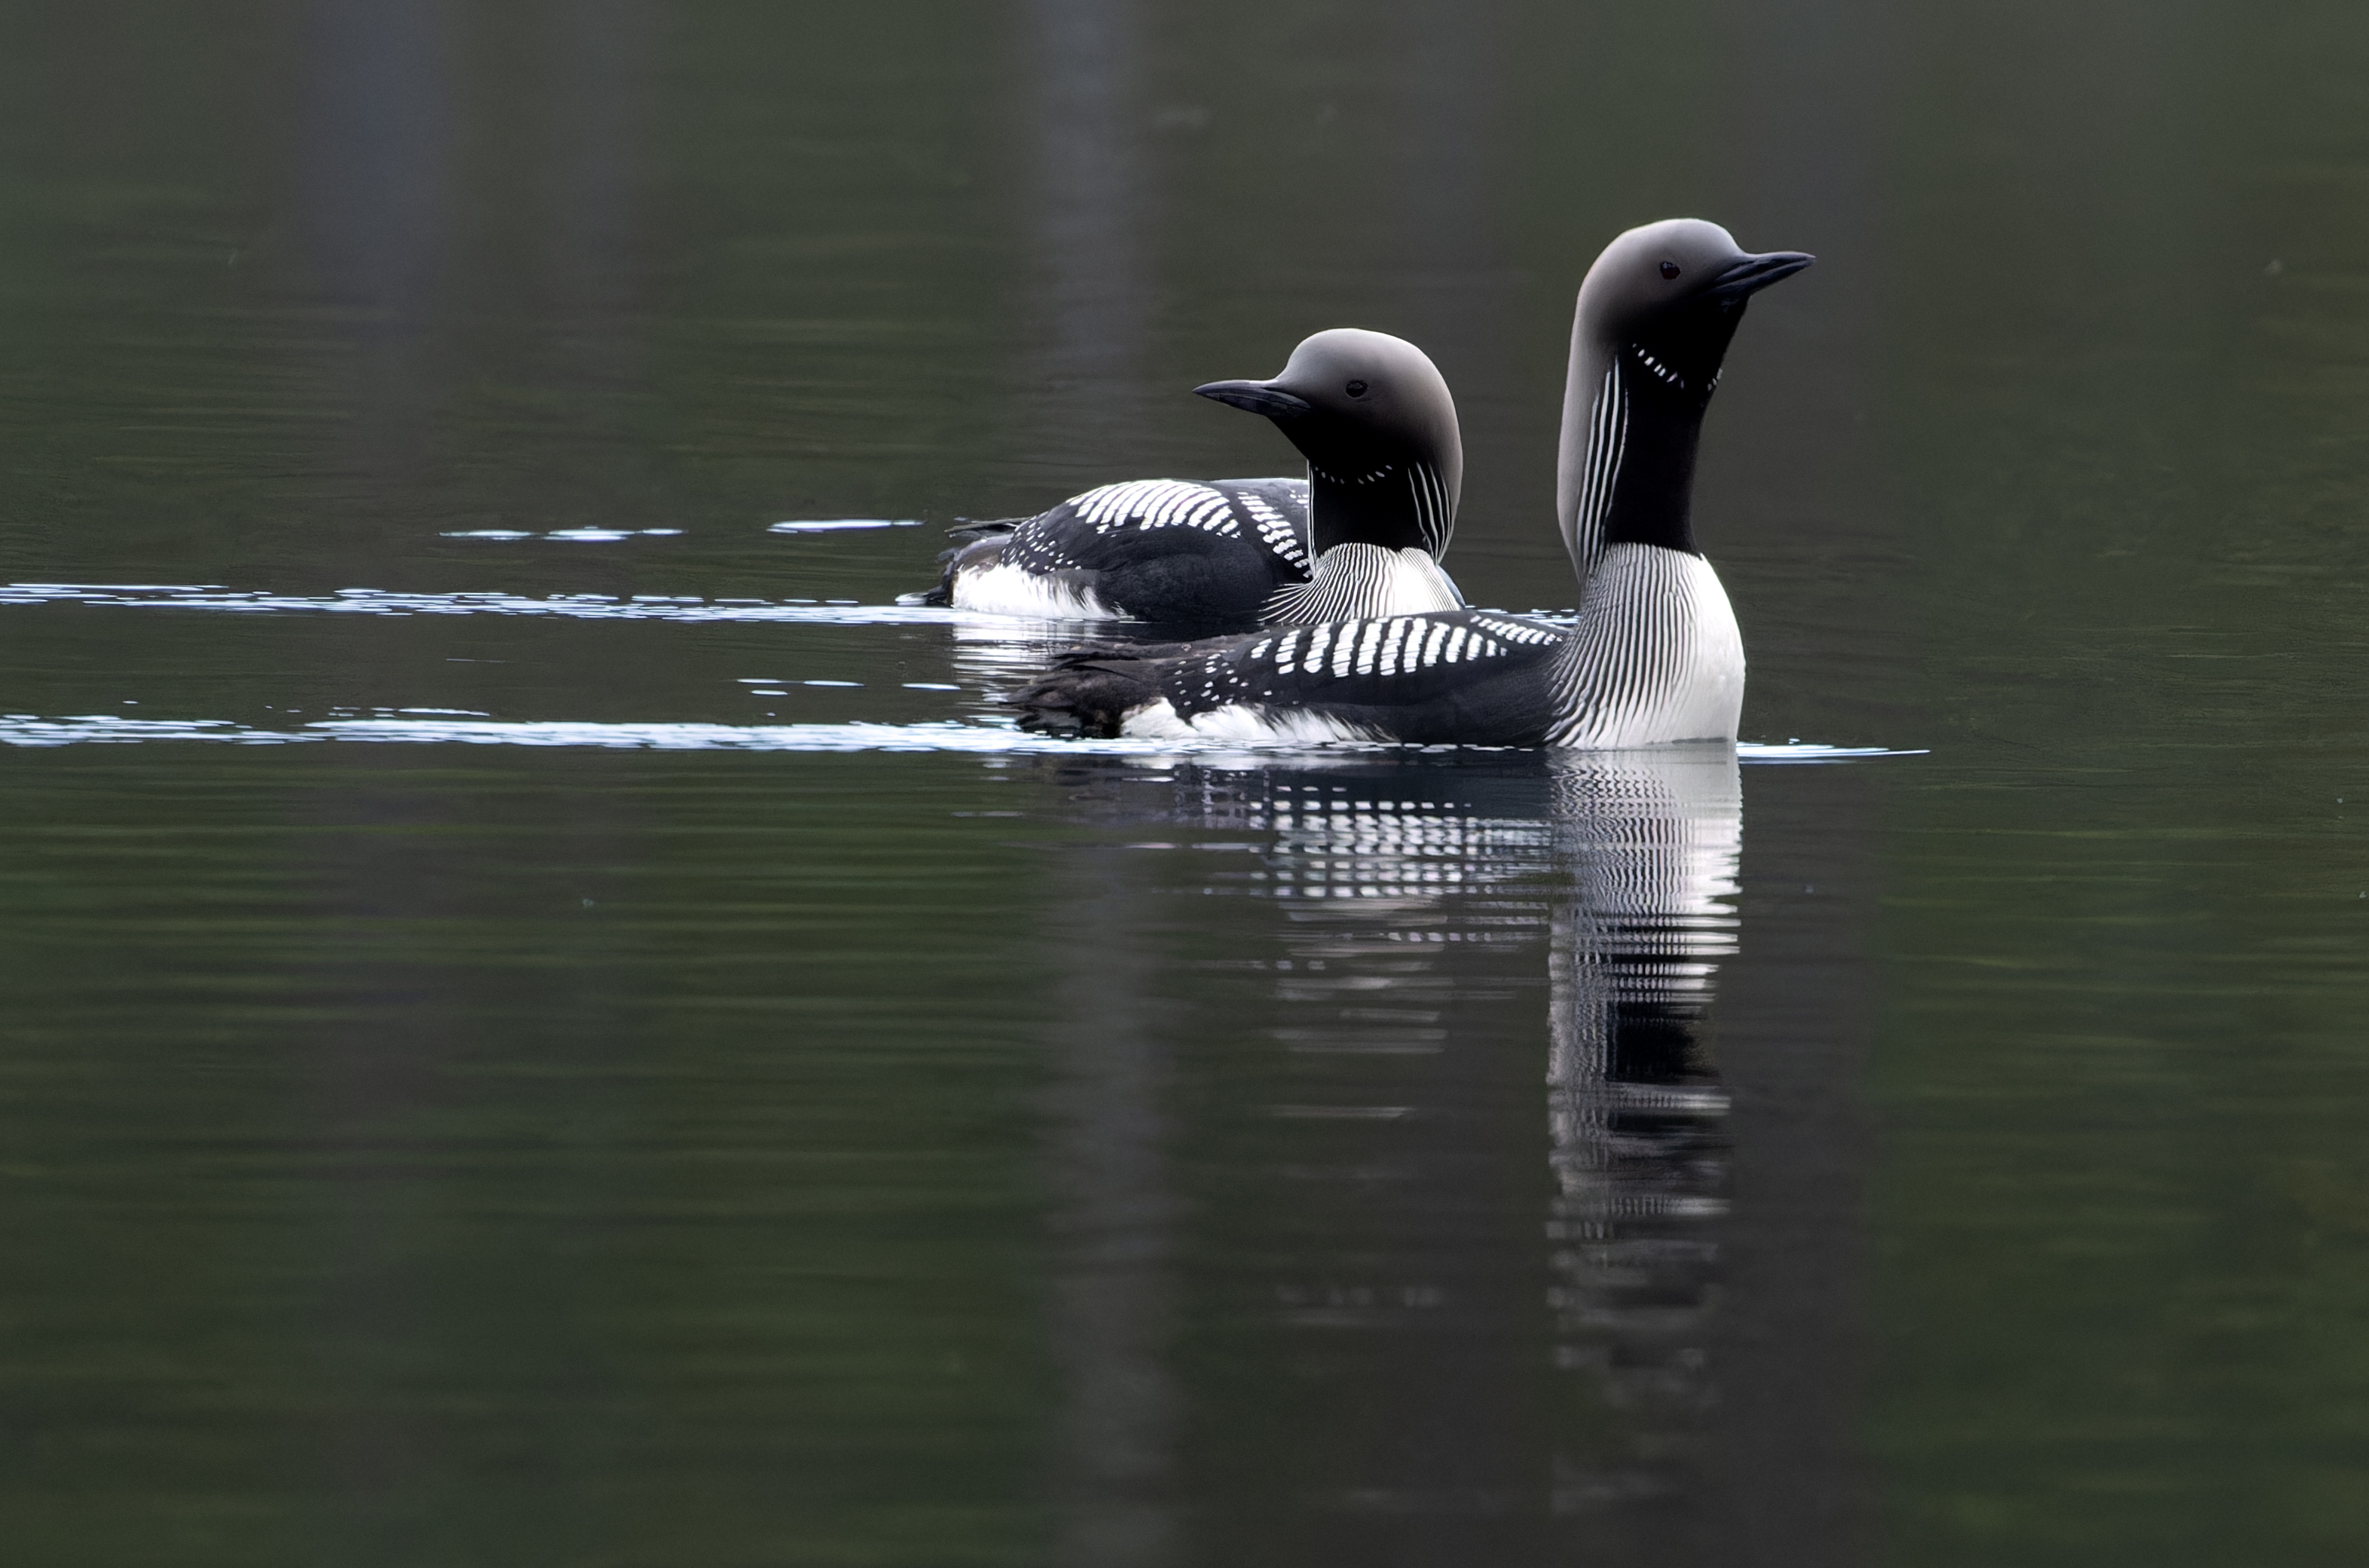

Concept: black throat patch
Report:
left=1598, top=296, right=1751, bottom=556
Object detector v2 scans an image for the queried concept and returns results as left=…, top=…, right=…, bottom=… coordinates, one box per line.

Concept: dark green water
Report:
left=2, top=2, right=2367, bottom=1563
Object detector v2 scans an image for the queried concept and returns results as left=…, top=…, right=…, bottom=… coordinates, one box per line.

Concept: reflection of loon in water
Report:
left=1035, top=745, right=1745, bottom=1527
left=1542, top=751, right=1739, bottom=1446
left=1212, top=751, right=1741, bottom=1418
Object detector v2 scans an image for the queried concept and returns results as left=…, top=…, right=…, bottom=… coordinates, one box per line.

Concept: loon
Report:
left=918, top=329, right=1465, bottom=627
left=1010, top=219, right=1812, bottom=747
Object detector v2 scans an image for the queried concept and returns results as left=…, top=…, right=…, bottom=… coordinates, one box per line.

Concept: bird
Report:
left=1009, top=219, right=1812, bottom=748
left=915, top=329, right=1466, bottom=627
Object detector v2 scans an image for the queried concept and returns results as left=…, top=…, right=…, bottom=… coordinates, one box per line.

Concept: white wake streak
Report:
left=0, top=582, right=991, bottom=627
left=0, top=712, right=1917, bottom=761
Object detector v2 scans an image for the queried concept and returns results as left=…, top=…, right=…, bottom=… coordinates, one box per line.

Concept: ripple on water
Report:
left=0, top=582, right=977, bottom=625
left=0, top=582, right=1926, bottom=759
left=0, top=712, right=1921, bottom=760
left=439, top=528, right=686, bottom=540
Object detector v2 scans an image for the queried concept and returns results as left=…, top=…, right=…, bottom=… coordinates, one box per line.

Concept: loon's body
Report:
left=1013, top=220, right=1811, bottom=749
left=931, top=477, right=1315, bottom=622
left=1015, top=545, right=1740, bottom=747
left=920, top=329, right=1466, bottom=628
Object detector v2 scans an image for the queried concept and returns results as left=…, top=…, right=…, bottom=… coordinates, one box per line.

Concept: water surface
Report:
left=2, top=2, right=2368, bottom=1564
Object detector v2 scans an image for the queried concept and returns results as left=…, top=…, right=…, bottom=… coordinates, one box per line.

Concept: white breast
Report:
left=1371, top=549, right=1465, bottom=615
left=1548, top=543, right=1744, bottom=748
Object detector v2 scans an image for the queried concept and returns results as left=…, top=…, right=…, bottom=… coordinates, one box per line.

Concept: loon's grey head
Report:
left=1557, top=220, right=1812, bottom=571
left=1575, top=219, right=1814, bottom=402
left=1194, top=327, right=1462, bottom=558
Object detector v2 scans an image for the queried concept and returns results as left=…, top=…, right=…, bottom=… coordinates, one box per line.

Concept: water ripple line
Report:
left=0, top=582, right=981, bottom=626
left=0, top=711, right=1921, bottom=761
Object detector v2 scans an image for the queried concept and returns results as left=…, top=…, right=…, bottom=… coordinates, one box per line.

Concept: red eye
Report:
left=1659, top=261, right=1681, bottom=280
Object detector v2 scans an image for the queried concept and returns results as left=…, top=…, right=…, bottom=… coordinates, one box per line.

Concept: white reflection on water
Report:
left=439, top=528, right=686, bottom=540
left=1261, top=788, right=1550, bottom=903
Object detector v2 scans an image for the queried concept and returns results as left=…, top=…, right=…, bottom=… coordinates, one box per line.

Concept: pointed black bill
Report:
left=1707, top=250, right=1814, bottom=299
left=1194, top=379, right=1313, bottom=419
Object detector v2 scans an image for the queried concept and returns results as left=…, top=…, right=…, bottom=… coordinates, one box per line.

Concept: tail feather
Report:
left=1010, top=649, right=1172, bottom=737
left=916, top=528, right=1014, bottom=607
left=946, top=516, right=1024, bottom=545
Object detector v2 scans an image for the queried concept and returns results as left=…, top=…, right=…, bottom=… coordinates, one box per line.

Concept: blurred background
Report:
left=0, top=2, right=2366, bottom=1563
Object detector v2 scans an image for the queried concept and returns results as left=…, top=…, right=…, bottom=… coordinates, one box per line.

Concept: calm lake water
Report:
left=3, top=2, right=2367, bottom=1563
